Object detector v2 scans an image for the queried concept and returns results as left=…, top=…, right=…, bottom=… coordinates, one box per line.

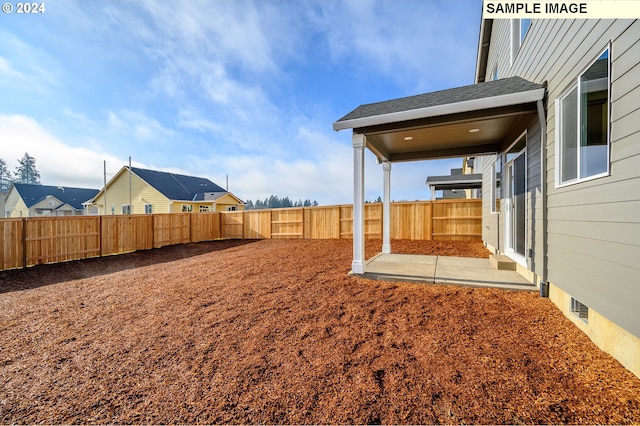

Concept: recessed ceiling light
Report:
left=403, top=136, right=414, bottom=141
left=469, top=128, right=480, bottom=133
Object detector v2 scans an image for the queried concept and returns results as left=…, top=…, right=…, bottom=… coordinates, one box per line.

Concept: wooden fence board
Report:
left=431, top=200, right=482, bottom=241
left=24, top=217, right=101, bottom=266
left=154, top=213, right=190, bottom=248
left=0, top=200, right=482, bottom=272
left=339, top=205, right=353, bottom=238
left=271, top=208, right=303, bottom=239
left=304, top=206, right=340, bottom=239
left=221, top=211, right=243, bottom=239
left=244, top=210, right=271, bottom=239
left=0, top=219, right=24, bottom=270
left=191, top=212, right=221, bottom=242
left=101, top=215, right=153, bottom=255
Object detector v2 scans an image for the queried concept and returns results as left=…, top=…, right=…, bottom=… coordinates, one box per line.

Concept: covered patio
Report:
left=333, top=76, right=545, bottom=282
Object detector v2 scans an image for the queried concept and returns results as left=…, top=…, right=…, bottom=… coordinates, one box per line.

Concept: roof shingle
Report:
left=336, top=76, right=543, bottom=123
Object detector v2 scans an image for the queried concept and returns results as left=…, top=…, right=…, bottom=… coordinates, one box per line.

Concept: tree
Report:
left=0, top=158, right=12, bottom=193
left=244, top=195, right=319, bottom=210
left=14, top=152, right=41, bottom=185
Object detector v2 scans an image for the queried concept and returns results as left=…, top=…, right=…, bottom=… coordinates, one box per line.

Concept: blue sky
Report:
left=0, top=0, right=482, bottom=205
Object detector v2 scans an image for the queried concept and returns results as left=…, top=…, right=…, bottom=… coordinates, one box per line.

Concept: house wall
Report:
left=169, top=202, right=215, bottom=213
left=0, top=193, right=6, bottom=218
left=93, top=172, right=170, bottom=214
left=5, top=189, right=29, bottom=217
left=481, top=18, right=640, bottom=375
left=214, top=193, right=245, bottom=211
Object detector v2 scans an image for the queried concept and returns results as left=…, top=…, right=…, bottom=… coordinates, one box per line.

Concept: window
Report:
left=510, top=19, right=531, bottom=64
left=145, top=204, right=153, bottom=214
left=492, top=64, right=499, bottom=81
left=181, top=204, right=193, bottom=212
left=520, top=19, right=531, bottom=44
left=122, top=204, right=131, bottom=215
left=199, top=205, right=210, bottom=212
left=490, top=154, right=502, bottom=213
left=556, top=47, right=610, bottom=186
left=571, top=297, right=589, bottom=323
left=227, top=206, right=237, bottom=211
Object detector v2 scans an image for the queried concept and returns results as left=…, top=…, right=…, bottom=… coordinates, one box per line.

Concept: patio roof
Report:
left=333, top=76, right=545, bottom=162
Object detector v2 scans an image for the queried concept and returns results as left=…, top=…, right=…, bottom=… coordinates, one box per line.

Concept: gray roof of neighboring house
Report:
left=335, top=76, right=544, bottom=124
left=131, top=167, right=227, bottom=201
left=192, top=191, right=230, bottom=202
left=12, top=183, right=99, bottom=209
left=426, top=173, right=483, bottom=190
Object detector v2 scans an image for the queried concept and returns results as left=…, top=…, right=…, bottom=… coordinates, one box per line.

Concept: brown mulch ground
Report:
left=0, top=239, right=639, bottom=424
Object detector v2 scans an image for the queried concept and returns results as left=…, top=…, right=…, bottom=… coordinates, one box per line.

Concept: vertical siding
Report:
left=488, top=19, right=640, bottom=338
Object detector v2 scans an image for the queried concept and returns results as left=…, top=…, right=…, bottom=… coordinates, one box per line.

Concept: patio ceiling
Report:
left=333, top=76, right=545, bottom=162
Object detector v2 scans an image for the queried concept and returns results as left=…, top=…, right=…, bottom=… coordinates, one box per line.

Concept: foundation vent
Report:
left=570, top=297, right=589, bottom=323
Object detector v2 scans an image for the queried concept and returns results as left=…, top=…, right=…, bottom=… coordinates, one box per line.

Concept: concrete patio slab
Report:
left=354, top=253, right=536, bottom=291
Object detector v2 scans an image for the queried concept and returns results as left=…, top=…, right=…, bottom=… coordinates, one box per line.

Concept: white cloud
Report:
left=315, top=0, right=479, bottom=91
left=106, top=110, right=175, bottom=143
left=0, top=115, right=124, bottom=189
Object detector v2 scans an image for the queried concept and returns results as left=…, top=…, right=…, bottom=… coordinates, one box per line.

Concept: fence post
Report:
left=241, top=210, right=245, bottom=240
left=427, top=201, right=433, bottom=240
left=99, top=215, right=103, bottom=257
left=302, top=207, right=306, bottom=240
left=21, top=218, right=27, bottom=268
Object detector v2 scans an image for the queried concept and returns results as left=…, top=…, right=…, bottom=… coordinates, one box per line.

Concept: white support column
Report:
left=430, top=185, right=436, bottom=201
left=382, top=161, right=391, bottom=254
left=352, top=132, right=366, bottom=274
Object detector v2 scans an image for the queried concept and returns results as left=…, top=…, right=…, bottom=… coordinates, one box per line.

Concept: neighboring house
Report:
left=0, top=192, right=6, bottom=217
left=334, top=17, right=639, bottom=376
left=4, top=184, right=99, bottom=217
left=0, top=192, right=7, bottom=217
left=425, top=163, right=482, bottom=200
left=87, top=166, right=244, bottom=215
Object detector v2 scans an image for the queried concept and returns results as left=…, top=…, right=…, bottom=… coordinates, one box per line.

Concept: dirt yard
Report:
left=1, top=239, right=638, bottom=424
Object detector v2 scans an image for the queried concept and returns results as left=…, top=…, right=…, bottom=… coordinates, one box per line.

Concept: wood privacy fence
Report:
left=0, top=200, right=480, bottom=271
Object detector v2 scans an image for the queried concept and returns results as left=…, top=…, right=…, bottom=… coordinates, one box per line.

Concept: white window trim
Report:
left=554, top=44, right=611, bottom=188
left=503, top=131, right=528, bottom=267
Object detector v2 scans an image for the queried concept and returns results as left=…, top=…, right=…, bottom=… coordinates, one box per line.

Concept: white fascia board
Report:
left=426, top=178, right=483, bottom=186
left=333, top=88, right=545, bottom=131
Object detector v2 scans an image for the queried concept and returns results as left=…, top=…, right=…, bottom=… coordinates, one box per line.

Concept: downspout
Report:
left=536, top=93, right=549, bottom=297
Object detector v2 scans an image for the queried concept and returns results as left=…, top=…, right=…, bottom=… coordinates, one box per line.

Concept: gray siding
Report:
left=480, top=154, right=500, bottom=250
left=484, top=19, right=640, bottom=338
left=525, top=121, right=543, bottom=277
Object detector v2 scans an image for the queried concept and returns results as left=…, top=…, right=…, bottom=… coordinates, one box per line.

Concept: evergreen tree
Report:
left=244, top=195, right=320, bottom=210
left=14, top=152, right=41, bottom=185
left=0, top=158, right=12, bottom=193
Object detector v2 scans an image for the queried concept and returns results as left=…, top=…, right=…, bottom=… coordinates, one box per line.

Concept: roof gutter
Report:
left=333, top=88, right=545, bottom=131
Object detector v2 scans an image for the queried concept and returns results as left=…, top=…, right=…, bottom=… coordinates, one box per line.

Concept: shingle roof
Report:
left=425, top=173, right=483, bottom=190
left=13, top=184, right=99, bottom=209
left=336, top=76, right=543, bottom=123
left=131, top=167, right=226, bottom=201
left=425, top=173, right=483, bottom=184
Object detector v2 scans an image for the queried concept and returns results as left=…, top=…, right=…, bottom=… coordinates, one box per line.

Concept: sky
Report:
left=0, top=0, right=483, bottom=205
